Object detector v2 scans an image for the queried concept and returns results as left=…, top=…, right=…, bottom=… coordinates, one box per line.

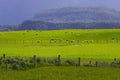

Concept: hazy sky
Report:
left=0, top=0, right=120, bottom=24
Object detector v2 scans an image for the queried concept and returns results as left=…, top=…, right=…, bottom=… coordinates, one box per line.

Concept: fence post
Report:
left=33, top=55, right=37, bottom=67
left=89, top=60, right=92, bottom=65
left=3, top=54, right=6, bottom=58
left=114, top=58, right=117, bottom=62
left=5, top=61, right=8, bottom=72
left=58, top=55, right=61, bottom=66
left=95, top=61, right=98, bottom=67
left=78, top=57, right=80, bottom=66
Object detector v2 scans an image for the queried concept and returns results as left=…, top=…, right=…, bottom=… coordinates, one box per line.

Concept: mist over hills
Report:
left=1, top=7, right=120, bottom=31
left=33, top=7, right=120, bottom=22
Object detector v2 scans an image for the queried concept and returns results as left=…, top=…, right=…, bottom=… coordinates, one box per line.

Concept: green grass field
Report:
left=0, top=67, right=120, bottom=80
left=0, top=29, right=120, bottom=59
left=0, top=29, right=120, bottom=80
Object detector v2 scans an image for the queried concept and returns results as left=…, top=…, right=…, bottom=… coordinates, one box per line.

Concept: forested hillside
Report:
left=1, top=7, right=120, bottom=31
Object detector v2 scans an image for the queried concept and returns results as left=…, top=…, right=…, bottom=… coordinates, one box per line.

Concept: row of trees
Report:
left=20, top=20, right=120, bottom=30
left=1, top=20, right=120, bottom=31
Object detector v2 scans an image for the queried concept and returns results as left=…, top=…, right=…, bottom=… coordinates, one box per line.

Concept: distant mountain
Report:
left=19, top=20, right=120, bottom=30
left=1, top=7, right=120, bottom=31
left=19, top=7, right=120, bottom=30
left=0, top=25, right=19, bottom=31
left=33, top=7, right=120, bottom=22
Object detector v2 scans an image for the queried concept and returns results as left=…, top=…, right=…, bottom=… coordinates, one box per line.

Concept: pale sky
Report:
left=0, top=0, right=120, bottom=24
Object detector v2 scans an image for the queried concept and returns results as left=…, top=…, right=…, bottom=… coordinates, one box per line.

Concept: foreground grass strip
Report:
left=0, top=67, right=120, bottom=80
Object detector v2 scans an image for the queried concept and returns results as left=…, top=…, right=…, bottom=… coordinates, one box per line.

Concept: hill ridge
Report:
left=33, top=7, right=120, bottom=22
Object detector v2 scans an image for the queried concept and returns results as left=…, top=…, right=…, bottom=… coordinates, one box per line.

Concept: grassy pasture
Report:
left=0, top=29, right=120, bottom=59
left=0, top=29, right=120, bottom=41
left=0, top=67, right=120, bottom=80
left=0, top=29, right=120, bottom=80
left=0, top=43, right=120, bottom=59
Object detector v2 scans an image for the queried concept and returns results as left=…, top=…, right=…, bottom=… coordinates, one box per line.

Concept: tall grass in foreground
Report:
left=0, top=67, right=120, bottom=80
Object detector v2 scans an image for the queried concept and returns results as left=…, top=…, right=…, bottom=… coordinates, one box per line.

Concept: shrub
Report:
left=27, top=63, right=34, bottom=68
left=29, top=58, right=33, bottom=63
left=12, top=63, right=19, bottom=70
left=20, top=61, right=27, bottom=70
left=64, top=59, right=75, bottom=65
left=111, top=61, right=120, bottom=68
left=83, top=64, right=93, bottom=67
left=0, top=60, right=2, bottom=65
left=7, top=58, right=17, bottom=64
left=37, top=57, right=41, bottom=64
left=47, top=58, right=57, bottom=64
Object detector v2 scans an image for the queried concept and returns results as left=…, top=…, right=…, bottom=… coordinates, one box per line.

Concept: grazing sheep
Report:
left=50, top=39, right=62, bottom=43
left=66, top=40, right=75, bottom=43
left=83, top=40, right=94, bottom=43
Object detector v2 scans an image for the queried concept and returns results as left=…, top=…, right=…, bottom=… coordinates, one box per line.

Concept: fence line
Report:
left=0, top=54, right=119, bottom=72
